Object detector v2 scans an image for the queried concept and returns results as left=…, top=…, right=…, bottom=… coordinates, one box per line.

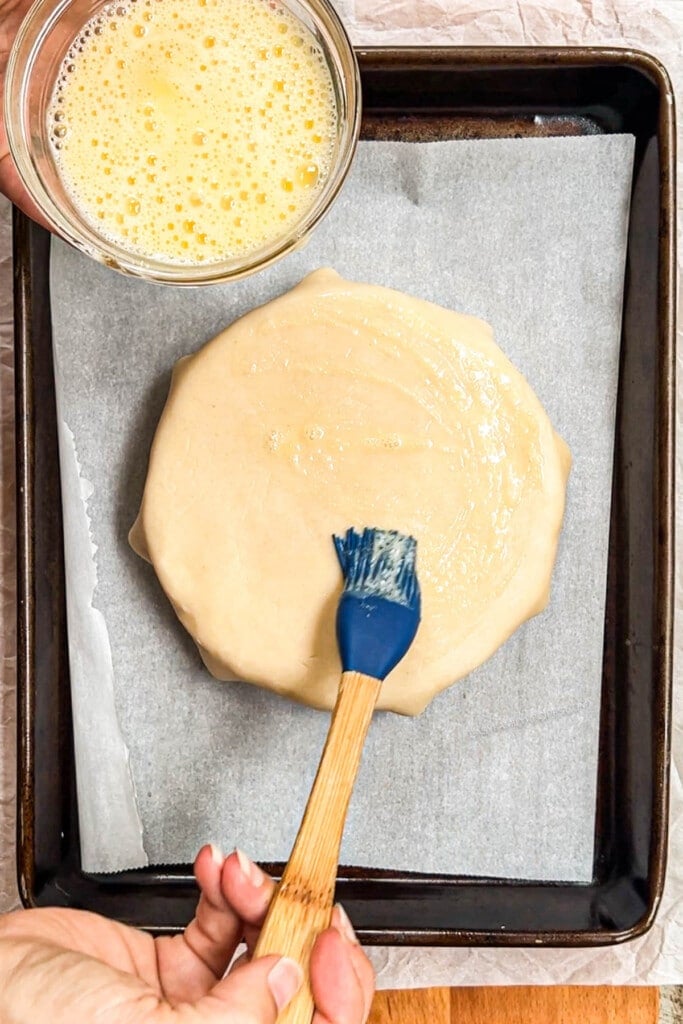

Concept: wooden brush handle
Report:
left=254, top=670, right=382, bottom=1024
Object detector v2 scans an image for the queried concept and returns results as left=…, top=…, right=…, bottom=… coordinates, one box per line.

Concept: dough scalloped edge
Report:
left=131, top=269, right=571, bottom=715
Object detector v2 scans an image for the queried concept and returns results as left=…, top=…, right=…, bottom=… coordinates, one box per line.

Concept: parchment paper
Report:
left=49, top=133, right=633, bottom=879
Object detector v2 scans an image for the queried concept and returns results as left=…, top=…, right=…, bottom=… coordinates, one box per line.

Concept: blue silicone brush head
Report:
left=333, top=527, right=421, bottom=681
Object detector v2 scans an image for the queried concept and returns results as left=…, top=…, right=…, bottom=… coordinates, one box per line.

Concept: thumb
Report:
left=197, top=953, right=303, bottom=1022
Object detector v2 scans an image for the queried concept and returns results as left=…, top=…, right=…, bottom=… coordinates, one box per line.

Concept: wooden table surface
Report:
left=370, top=986, right=660, bottom=1023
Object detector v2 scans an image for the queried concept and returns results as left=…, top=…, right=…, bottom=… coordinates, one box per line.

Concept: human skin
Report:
left=0, top=0, right=50, bottom=223
left=0, top=846, right=375, bottom=1022
left=0, top=11, right=374, bottom=1020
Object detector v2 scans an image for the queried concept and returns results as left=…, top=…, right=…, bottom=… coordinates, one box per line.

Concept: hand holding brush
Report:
left=254, top=527, right=421, bottom=1023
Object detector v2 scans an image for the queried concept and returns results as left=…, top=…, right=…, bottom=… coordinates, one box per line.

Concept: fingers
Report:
left=0, top=153, right=54, bottom=231
left=156, top=846, right=272, bottom=1004
left=197, top=952, right=302, bottom=1023
left=161, top=847, right=373, bottom=1024
left=220, top=848, right=275, bottom=956
left=221, top=848, right=275, bottom=925
left=182, top=845, right=242, bottom=977
left=331, top=906, right=374, bottom=1021
left=311, top=906, right=375, bottom=1024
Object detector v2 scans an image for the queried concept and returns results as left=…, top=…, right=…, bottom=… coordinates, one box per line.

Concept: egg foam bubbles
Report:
left=48, top=0, right=338, bottom=264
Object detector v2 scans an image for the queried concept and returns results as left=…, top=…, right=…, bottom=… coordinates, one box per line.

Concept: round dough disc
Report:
left=131, top=269, right=570, bottom=715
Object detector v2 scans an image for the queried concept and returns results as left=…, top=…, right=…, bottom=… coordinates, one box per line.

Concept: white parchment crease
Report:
left=49, top=133, right=633, bottom=884
left=53, top=345, right=147, bottom=871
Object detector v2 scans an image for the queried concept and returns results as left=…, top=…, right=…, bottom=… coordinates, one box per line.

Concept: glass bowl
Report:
left=5, top=0, right=361, bottom=284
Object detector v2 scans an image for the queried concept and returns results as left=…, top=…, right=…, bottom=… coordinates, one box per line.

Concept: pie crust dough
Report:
left=131, top=269, right=571, bottom=714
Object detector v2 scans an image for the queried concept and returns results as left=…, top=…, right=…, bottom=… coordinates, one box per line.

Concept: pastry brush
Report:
left=254, top=526, right=421, bottom=1024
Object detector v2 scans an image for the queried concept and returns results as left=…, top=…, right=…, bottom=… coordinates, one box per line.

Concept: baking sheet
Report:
left=49, top=132, right=634, bottom=877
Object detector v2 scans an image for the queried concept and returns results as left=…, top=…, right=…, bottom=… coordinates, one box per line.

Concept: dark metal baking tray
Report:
left=15, top=46, right=675, bottom=945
